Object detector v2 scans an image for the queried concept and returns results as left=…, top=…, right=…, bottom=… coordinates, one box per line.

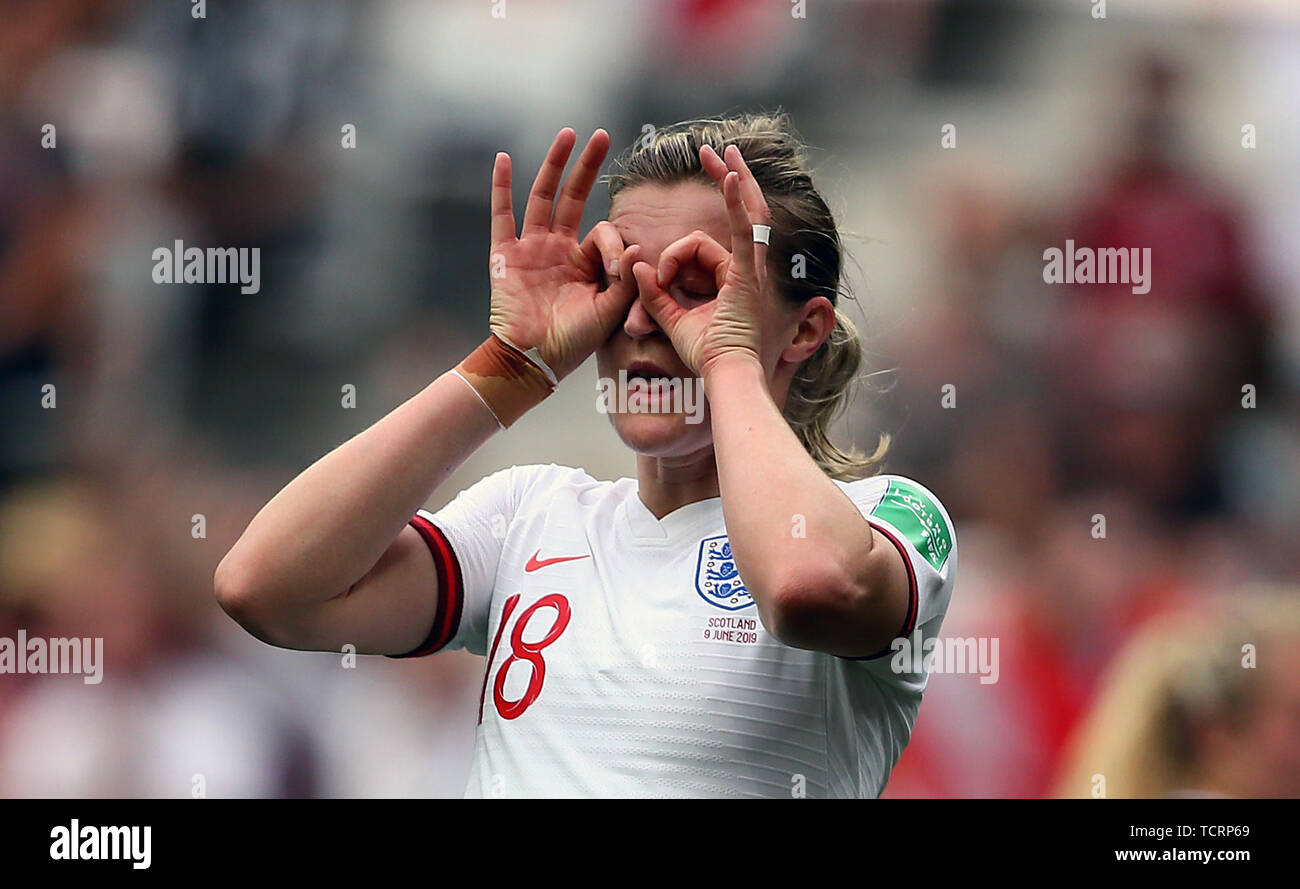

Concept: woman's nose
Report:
left=623, top=283, right=663, bottom=339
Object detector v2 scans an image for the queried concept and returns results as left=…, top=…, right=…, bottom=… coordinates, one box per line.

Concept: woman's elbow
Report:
left=758, top=566, right=862, bottom=650
left=213, top=550, right=277, bottom=640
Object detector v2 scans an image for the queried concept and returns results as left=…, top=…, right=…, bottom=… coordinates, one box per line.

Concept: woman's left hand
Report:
left=630, top=144, right=772, bottom=377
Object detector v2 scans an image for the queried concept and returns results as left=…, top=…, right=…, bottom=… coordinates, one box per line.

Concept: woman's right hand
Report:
left=487, top=128, right=639, bottom=381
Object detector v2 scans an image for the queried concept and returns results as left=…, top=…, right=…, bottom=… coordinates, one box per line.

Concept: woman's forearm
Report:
left=703, top=353, right=903, bottom=654
left=215, top=370, right=500, bottom=615
left=704, top=354, right=867, bottom=597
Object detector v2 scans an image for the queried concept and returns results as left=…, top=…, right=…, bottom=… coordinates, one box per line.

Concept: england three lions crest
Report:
left=695, top=535, right=753, bottom=611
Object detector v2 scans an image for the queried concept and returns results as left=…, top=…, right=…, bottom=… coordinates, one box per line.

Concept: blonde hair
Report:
left=605, top=112, right=887, bottom=479
left=1052, top=591, right=1300, bottom=798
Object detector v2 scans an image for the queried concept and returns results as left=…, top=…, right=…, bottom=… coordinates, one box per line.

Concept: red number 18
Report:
left=479, top=593, right=571, bottom=722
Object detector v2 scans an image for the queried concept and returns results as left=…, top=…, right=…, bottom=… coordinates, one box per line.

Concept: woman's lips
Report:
left=624, top=359, right=673, bottom=380
left=620, top=359, right=686, bottom=404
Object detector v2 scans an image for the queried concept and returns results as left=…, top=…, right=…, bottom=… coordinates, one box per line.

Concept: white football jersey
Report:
left=397, top=463, right=957, bottom=798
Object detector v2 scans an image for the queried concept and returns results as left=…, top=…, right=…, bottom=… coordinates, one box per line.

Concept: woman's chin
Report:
left=610, top=411, right=709, bottom=457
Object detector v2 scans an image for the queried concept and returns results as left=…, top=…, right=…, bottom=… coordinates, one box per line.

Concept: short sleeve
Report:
left=837, top=474, right=958, bottom=669
left=388, top=465, right=524, bottom=658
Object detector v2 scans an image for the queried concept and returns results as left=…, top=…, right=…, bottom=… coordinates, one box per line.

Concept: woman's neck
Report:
left=635, top=448, right=721, bottom=519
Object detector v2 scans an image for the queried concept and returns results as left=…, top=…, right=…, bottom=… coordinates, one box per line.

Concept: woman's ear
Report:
left=780, top=296, right=836, bottom=365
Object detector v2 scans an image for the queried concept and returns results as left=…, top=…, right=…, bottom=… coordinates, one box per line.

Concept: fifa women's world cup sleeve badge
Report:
left=695, top=535, right=754, bottom=611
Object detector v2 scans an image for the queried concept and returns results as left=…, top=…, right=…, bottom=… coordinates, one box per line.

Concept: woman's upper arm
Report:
left=264, top=524, right=440, bottom=655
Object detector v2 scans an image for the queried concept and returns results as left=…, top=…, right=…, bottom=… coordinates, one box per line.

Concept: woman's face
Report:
left=595, top=181, right=797, bottom=460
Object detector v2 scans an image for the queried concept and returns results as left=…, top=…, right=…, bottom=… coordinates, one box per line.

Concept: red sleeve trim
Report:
left=387, top=514, right=464, bottom=658
left=840, top=520, right=919, bottom=661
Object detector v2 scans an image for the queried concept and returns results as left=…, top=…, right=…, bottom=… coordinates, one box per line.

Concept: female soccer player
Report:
left=215, top=113, right=957, bottom=798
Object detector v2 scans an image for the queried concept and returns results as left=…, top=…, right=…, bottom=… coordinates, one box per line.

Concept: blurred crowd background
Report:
left=1, top=0, right=1297, bottom=798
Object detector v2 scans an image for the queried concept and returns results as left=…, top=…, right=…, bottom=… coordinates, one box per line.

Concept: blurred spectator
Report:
left=1053, top=55, right=1269, bottom=519
left=1053, top=592, right=1300, bottom=799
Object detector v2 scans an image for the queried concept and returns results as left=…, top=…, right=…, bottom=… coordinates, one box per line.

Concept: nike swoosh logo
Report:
left=524, top=549, right=591, bottom=573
